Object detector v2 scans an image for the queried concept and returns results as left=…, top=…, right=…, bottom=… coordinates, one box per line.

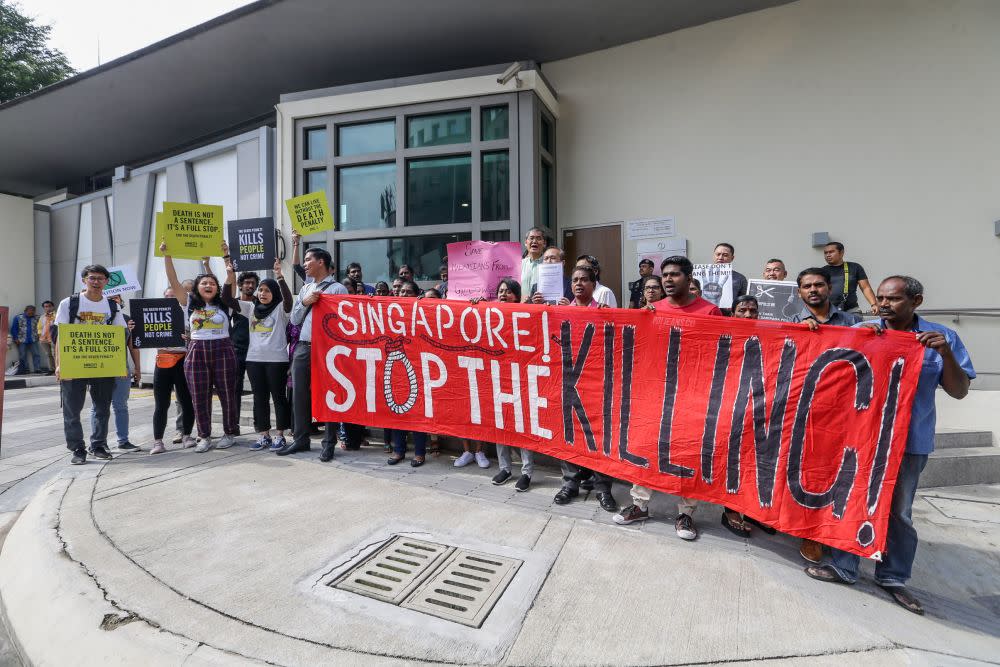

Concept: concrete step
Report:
left=921, top=446, right=1000, bottom=488
left=3, top=373, right=57, bottom=390
left=934, top=429, right=993, bottom=449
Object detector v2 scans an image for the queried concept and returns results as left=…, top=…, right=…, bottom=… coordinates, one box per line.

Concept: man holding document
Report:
left=530, top=246, right=571, bottom=304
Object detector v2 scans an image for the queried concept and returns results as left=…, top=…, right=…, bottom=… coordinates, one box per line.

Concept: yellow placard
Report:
left=58, top=324, right=127, bottom=379
left=285, top=191, right=334, bottom=235
left=154, top=202, right=224, bottom=258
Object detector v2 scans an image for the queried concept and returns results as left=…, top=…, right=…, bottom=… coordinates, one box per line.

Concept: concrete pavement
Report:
left=0, top=385, right=998, bottom=665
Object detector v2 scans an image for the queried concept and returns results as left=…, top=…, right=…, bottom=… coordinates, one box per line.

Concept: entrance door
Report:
left=562, top=225, right=623, bottom=305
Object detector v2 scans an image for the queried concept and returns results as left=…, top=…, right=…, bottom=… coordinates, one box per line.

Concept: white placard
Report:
left=103, top=265, right=142, bottom=297
left=536, top=262, right=565, bottom=303
left=693, top=263, right=733, bottom=309
left=627, top=217, right=675, bottom=240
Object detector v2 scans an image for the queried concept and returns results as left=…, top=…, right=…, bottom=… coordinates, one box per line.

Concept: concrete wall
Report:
left=0, top=193, right=36, bottom=311
left=544, top=0, right=1000, bottom=388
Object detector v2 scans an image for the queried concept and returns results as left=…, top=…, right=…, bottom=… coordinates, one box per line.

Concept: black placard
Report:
left=228, top=217, right=276, bottom=272
left=747, top=280, right=804, bottom=322
left=129, top=298, right=186, bottom=348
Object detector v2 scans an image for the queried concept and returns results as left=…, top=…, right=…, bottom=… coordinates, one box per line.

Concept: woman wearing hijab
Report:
left=241, top=258, right=294, bottom=451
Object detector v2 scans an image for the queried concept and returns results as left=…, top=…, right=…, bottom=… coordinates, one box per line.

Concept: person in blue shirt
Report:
left=10, top=305, right=41, bottom=374
left=805, top=275, right=975, bottom=616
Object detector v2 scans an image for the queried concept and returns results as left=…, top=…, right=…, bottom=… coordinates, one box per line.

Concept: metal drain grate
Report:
left=401, top=548, right=522, bottom=628
left=330, top=535, right=522, bottom=627
left=333, top=536, right=454, bottom=604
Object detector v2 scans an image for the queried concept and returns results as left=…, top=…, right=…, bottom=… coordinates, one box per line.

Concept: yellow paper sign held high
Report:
left=58, top=324, right=127, bottom=379
left=285, top=191, right=334, bottom=235
left=154, top=202, right=224, bottom=258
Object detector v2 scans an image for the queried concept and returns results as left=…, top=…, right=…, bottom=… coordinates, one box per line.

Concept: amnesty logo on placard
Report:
left=58, top=324, right=126, bottom=379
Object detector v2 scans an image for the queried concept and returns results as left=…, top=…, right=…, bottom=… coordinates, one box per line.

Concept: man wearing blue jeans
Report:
left=89, top=296, right=143, bottom=451
left=805, top=276, right=975, bottom=615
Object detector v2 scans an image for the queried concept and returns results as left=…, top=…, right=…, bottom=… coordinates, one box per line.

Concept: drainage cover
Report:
left=331, top=535, right=522, bottom=628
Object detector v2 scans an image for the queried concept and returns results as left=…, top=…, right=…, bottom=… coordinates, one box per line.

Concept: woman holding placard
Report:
left=240, top=258, right=294, bottom=452
left=162, top=240, right=241, bottom=452
left=147, top=286, right=196, bottom=455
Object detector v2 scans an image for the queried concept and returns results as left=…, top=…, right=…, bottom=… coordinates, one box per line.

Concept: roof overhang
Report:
left=0, top=0, right=792, bottom=197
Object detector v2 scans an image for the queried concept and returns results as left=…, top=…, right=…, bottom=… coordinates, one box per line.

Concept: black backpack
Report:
left=51, top=294, right=120, bottom=344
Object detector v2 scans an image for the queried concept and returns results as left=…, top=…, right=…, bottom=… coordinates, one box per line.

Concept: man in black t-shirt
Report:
left=823, top=241, right=877, bottom=314
left=627, top=258, right=655, bottom=308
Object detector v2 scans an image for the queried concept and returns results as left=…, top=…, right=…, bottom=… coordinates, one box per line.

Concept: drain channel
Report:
left=331, top=535, right=522, bottom=627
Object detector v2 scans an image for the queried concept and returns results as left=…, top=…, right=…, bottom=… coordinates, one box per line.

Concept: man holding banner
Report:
left=54, top=265, right=129, bottom=465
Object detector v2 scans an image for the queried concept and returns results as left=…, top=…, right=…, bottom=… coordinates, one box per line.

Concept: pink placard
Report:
left=446, top=241, right=523, bottom=301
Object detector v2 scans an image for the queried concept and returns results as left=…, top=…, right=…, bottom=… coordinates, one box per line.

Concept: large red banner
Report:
left=311, top=296, right=925, bottom=557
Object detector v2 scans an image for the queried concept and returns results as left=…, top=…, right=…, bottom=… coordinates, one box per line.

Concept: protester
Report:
left=553, top=265, right=618, bottom=512
left=280, top=246, right=349, bottom=460
left=423, top=288, right=442, bottom=299
left=374, top=281, right=391, bottom=297
left=529, top=246, right=572, bottom=305
left=689, top=278, right=702, bottom=298
left=713, top=242, right=747, bottom=300
left=805, top=276, right=975, bottom=615
left=435, top=264, right=448, bottom=297
left=574, top=255, right=617, bottom=307
left=619, top=256, right=724, bottom=540
left=763, top=259, right=788, bottom=281
left=231, top=270, right=260, bottom=431
left=391, top=278, right=403, bottom=296
left=241, top=258, right=294, bottom=452
left=398, top=264, right=415, bottom=282
left=520, top=227, right=546, bottom=300
left=628, top=258, right=655, bottom=308
left=346, top=262, right=375, bottom=295
left=90, top=294, right=142, bottom=452
left=54, top=265, right=129, bottom=465
left=823, top=241, right=877, bottom=314
left=36, top=300, right=56, bottom=373
left=162, top=241, right=241, bottom=452
left=147, top=287, right=196, bottom=455
left=172, top=278, right=196, bottom=443
left=10, top=305, right=41, bottom=374
left=388, top=279, right=431, bottom=467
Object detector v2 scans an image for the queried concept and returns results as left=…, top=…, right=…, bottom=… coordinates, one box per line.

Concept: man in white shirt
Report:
left=54, top=265, right=129, bottom=465
left=276, top=247, right=348, bottom=459
left=575, top=254, right=618, bottom=307
left=519, top=227, right=546, bottom=301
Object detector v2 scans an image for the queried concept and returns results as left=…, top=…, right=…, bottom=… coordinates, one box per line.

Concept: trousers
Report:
left=153, top=361, right=194, bottom=440
left=291, top=342, right=337, bottom=450
left=62, top=378, right=114, bottom=452
left=183, top=338, right=238, bottom=438
left=246, top=360, right=291, bottom=432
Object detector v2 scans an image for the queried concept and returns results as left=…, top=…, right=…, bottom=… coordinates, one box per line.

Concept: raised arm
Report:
left=161, top=240, right=188, bottom=307
left=291, top=231, right=306, bottom=281
left=221, top=251, right=239, bottom=311
left=274, top=258, right=293, bottom=313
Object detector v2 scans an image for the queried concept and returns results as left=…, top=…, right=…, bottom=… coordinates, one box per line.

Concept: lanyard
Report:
left=842, top=263, right=850, bottom=296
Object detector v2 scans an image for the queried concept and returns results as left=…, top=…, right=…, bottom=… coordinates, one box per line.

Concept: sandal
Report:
left=410, top=456, right=425, bottom=468
left=721, top=511, right=752, bottom=537
left=879, top=585, right=924, bottom=615
left=804, top=565, right=851, bottom=584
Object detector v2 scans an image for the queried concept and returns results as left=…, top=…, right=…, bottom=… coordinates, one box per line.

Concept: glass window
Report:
left=481, top=229, right=511, bottom=243
left=481, top=151, right=509, bottom=221
left=305, top=128, right=327, bottom=160
left=406, top=156, right=471, bottom=226
left=305, top=169, right=327, bottom=194
left=338, top=163, right=396, bottom=232
left=338, top=120, right=395, bottom=156
left=339, top=232, right=471, bottom=284
left=481, top=106, right=509, bottom=141
left=540, top=160, right=553, bottom=229
left=407, top=111, right=471, bottom=148
left=540, top=115, right=553, bottom=153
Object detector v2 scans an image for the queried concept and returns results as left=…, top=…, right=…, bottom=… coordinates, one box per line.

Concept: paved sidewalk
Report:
left=0, top=386, right=998, bottom=665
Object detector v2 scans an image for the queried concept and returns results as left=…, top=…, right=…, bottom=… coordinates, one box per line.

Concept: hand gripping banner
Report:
left=311, top=296, right=924, bottom=557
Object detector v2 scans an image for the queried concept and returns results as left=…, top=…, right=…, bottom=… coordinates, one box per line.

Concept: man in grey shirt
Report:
left=790, top=267, right=862, bottom=327
left=275, top=247, right=348, bottom=459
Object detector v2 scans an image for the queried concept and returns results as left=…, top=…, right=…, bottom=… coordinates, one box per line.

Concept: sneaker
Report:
left=269, top=435, right=286, bottom=452
left=149, top=441, right=167, bottom=455
left=194, top=438, right=213, bottom=453
left=251, top=435, right=272, bottom=451
left=88, top=446, right=112, bottom=460
left=216, top=434, right=236, bottom=450
left=492, top=470, right=512, bottom=485
left=454, top=451, right=475, bottom=467
left=70, top=449, right=87, bottom=465
left=172, top=432, right=184, bottom=444
left=514, top=474, right=531, bottom=492
left=675, top=513, right=698, bottom=541
left=116, top=441, right=141, bottom=452
left=475, top=451, right=491, bottom=468
left=182, top=435, right=197, bottom=449
left=614, top=504, right=650, bottom=525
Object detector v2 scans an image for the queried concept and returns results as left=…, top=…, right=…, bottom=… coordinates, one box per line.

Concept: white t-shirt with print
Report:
left=55, top=293, right=127, bottom=328
left=241, top=301, right=290, bottom=363
left=186, top=303, right=230, bottom=340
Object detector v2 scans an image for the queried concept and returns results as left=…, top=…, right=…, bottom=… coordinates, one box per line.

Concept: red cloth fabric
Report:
left=653, top=296, right=723, bottom=316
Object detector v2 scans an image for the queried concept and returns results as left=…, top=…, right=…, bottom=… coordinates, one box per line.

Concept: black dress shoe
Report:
left=596, top=492, right=618, bottom=512
left=553, top=487, right=579, bottom=505
left=319, top=444, right=335, bottom=462
left=275, top=441, right=310, bottom=456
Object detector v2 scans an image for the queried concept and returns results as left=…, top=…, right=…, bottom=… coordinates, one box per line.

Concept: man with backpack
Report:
left=54, top=265, right=129, bottom=465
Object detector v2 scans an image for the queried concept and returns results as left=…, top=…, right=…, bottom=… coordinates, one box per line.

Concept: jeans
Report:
left=39, top=341, right=55, bottom=371
left=62, top=378, right=114, bottom=452
left=16, top=341, right=41, bottom=373
left=393, top=431, right=426, bottom=458
left=497, top=445, right=534, bottom=476
left=827, top=453, right=928, bottom=586
left=91, top=376, right=130, bottom=444
left=291, top=342, right=337, bottom=450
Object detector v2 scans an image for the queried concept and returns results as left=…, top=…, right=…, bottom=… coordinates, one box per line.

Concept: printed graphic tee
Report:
left=187, top=303, right=230, bottom=340
left=241, top=301, right=291, bottom=363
